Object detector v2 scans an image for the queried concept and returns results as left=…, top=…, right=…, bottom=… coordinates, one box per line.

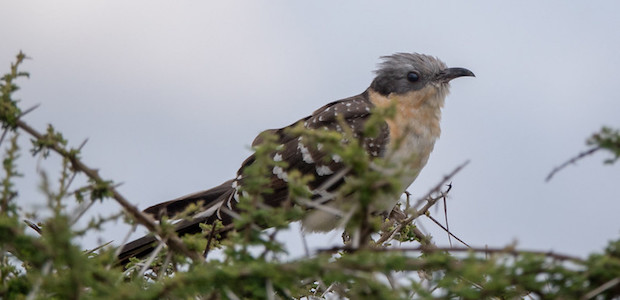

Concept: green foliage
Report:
left=0, top=51, right=619, bottom=299
left=1, top=134, right=21, bottom=216
left=589, top=126, right=620, bottom=164
left=30, top=125, right=67, bottom=158
left=0, top=51, right=27, bottom=129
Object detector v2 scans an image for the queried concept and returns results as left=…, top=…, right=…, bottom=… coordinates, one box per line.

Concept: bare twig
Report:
left=441, top=184, right=451, bottom=246
left=19, top=103, right=41, bottom=118
left=0, top=128, right=8, bottom=146
left=376, top=160, right=468, bottom=245
left=295, top=197, right=345, bottom=217
left=404, top=190, right=411, bottom=211
left=582, top=277, right=620, bottom=300
left=546, top=147, right=600, bottom=182
left=312, top=167, right=350, bottom=197
left=412, top=161, right=467, bottom=211
left=69, top=199, right=96, bottom=226
left=300, top=226, right=310, bottom=257
left=26, top=260, right=52, bottom=300
left=266, top=279, right=275, bottom=300
left=161, top=252, right=173, bottom=277
left=224, top=287, right=241, bottom=300
left=318, top=245, right=584, bottom=263
left=76, top=138, right=89, bottom=151
left=203, top=222, right=219, bottom=259
left=425, top=214, right=470, bottom=248
left=85, top=241, right=113, bottom=255
left=140, top=241, right=165, bottom=276
left=112, top=223, right=137, bottom=264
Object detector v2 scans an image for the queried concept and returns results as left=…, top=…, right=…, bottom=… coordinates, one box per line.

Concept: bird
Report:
left=118, top=52, right=474, bottom=264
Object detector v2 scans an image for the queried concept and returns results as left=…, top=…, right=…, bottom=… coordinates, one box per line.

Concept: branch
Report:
left=14, top=119, right=202, bottom=262
left=411, top=160, right=468, bottom=211
left=546, top=147, right=600, bottom=182
left=375, top=160, right=469, bottom=246
left=425, top=214, right=470, bottom=248
left=318, top=245, right=584, bottom=263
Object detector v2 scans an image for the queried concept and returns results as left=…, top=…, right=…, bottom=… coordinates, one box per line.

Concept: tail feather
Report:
left=143, top=180, right=235, bottom=219
left=117, top=180, right=236, bottom=265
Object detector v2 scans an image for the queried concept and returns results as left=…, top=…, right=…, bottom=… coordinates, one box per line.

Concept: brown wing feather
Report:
left=236, top=89, right=389, bottom=208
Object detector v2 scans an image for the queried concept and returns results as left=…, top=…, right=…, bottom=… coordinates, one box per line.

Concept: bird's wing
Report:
left=237, top=90, right=389, bottom=208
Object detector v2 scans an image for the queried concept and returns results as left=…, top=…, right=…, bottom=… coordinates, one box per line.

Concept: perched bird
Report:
left=118, top=53, right=474, bottom=264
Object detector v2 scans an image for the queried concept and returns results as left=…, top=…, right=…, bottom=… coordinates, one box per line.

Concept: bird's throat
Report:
left=368, top=86, right=447, bottom=188
left=368, top=87, right=445, bottom=145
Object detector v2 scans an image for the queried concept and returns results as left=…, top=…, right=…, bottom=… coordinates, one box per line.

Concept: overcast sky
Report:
left=1, top=1, right=619, bottom=258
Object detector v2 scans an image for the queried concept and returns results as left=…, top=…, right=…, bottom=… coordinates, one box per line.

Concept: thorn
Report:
left=85, top=240, right=113, bottom=254
left=77, top=138, right=89, bottom=151
left=19, top=103, right=41, bottom=118
left=445, top=182, right=453, bottom=193
left=0, top=128, right=8, bottom=146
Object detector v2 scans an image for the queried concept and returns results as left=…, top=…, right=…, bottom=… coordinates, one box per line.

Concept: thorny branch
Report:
left=318, top=245, right=584, bottom=263
left=14, top=119, right=202, bottom=262
left=546, top=146, right=600, bottom=182
left=425, top=214, right=471, bottom=248
left=375, top=160, right=469, bottom=246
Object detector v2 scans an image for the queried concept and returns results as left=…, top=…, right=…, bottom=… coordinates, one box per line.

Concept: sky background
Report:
left=1, top=1, right=619, bottom=258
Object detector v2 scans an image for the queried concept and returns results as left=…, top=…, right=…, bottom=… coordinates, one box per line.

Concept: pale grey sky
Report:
left=1, top=1, right=619, bottom=257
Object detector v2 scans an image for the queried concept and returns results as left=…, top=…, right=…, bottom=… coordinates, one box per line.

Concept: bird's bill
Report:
left=437, top=67, right=475, bottom=82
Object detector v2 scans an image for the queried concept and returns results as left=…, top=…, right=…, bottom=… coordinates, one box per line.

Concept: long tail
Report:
left=117, top=180, right=236, bottom=265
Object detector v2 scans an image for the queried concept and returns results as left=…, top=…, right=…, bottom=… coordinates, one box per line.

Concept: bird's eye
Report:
left=407, top=72, right=420, bottom=82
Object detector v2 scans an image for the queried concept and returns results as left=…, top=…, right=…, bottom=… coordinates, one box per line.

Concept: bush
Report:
left=1, top=52, right=619, bottom=299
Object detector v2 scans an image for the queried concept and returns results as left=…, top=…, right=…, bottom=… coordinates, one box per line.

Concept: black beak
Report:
left=437, top=67, right=475, bottom=82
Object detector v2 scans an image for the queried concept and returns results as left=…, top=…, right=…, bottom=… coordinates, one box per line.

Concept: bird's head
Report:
left=370, top=53, right=474, bottom=100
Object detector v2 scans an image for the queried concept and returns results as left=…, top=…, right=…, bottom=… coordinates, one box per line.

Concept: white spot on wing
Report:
left=297, top=143, right=314, bottom=163
left=273, top=166, right=288, bottom=181
left=316, top=165, right=334, bottom=176
left=273, top=153, right=283, bottom=162
left=332, top=154, right=342, bottom=163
